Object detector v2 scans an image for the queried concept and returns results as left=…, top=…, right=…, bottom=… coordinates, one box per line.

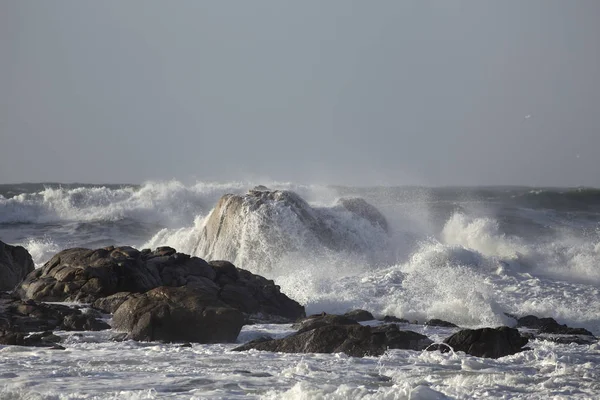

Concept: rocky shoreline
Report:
left=1, top=240, right=597, bottom=359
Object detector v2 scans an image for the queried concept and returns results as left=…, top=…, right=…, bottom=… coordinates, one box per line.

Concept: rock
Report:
left=425, top=319, right=459, bottom=328
left=92, top=292, right=134, bottom=314
left=112, top=285, right=244, bottom=343
left=516, top=315, right=594, bottom=336
left=293, top=314, right=359, bottom=333
left=0, top=293, right=109, bottom=347
left=233, top=323, right=432, bottom=357
left=382, top=315, right=409, bottom=323
left=343, top=309, right=375, bottom=322
left=0, top=241, right=35, bottom=291
left=17, top=247, right=305, bottom=322
left=194, top=189, right=389, bottom=273
left=440, top=326, right=529, bottom=359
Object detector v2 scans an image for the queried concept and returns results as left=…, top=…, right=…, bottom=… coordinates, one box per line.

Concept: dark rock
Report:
left=17, top=247, right=305, bottom=322
left=92, top=292, right=134, bottom=314
left=233, top=324, right=432, bottom=357
left=0, top=295, right=109, bottom=335
left=441, top=326, right=529, bottom=359
left=112, top=285, right=244, bottom=343
left=293, top=314, right=359, bottom=333
left=425, top=319, right=459, bottom=328
left=382, top=315, right=409, bottom=323
left=343, top=309, right=375, bottom=322
left=0, top=241, right=35, bottom=291
left=516, top=315, right=594, bottom=336
left=0, top=330, right=62, bottom=348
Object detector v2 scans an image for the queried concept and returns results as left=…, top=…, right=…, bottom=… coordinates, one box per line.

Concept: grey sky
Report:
left=2, top=1, right=599, bottom=186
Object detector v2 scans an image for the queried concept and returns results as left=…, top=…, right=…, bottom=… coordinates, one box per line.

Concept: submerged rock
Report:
left=112, top=285, right=244, bottom=343
left=233, top=323, right=432, bottom=357
left=439, top=326, right=529, bottom=359
left=0, top=241, right=35, bottom=292
left=16, top=246, right=305, bottom=322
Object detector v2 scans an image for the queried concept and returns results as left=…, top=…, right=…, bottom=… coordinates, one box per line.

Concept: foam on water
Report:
left=0, top=325, right=598, bottom=399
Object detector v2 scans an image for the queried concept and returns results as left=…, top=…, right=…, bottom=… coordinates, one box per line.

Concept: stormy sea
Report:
left=1, top=181, right=599, bottom=399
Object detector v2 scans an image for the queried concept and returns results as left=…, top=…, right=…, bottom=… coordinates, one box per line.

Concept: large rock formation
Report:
left=193, top=189, right=390, bottom=273
left=16, top=246, right=305, bottom=322
left=0, top=241, right=35, bottom=291
left=234, top=314, right=432, bottom=357
left=112, top=285, right=244, bottom=343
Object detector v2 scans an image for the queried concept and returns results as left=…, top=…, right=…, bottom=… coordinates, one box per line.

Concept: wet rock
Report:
left=233, top=324, right=432, bottom=357
left=425, top=319, right=459, bottom=328
left=293, top=313, right=359, bottom=333
left=195, top=189, right=389, bottom=273
left=112, top=285, right=244, bottom=343
left=516, top=315, right=594, bottom=336
left=337, top=198, right=389, bottom=233
left=92, top=292, right=134, bottom=314
left=17, top=247, right=305, bottom=322
left=382, top=315, right=409, bottom=323
left=0, top=241, right=35, bottom=291
left=0, top=294, right=109, bottom=335
left=343, top=309, right=375, bottom=322
left=440, top=326, right=529, bottom=359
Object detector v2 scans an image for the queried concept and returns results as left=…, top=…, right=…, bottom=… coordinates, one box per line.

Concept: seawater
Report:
left=1, top=182, right=599, bottom=399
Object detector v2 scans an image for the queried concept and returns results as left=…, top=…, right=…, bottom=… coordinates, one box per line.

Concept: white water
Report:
left=2, top=181, right=599, bottom=398
left=1, top=323, right=599, bottom=399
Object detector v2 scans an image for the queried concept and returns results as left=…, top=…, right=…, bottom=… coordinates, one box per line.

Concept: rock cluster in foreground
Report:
left=7, top=245, right=304, bottom=344
left=1, top=243, right=597, bottom=358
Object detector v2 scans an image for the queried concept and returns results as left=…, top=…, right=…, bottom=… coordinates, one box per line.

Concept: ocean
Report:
left=1, top=181, right=599, bottom=399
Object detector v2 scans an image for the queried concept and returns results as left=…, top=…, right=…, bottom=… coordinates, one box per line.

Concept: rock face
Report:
left=194, top=189, right=390, bottom=273
left=112, top=285, right=244, bottom=343
left=16, top=246, right=305, bottom=322
left=234, top=316, right=432, bottom=357
left=0, top=241, right=35, bottom=291
left=441, top=327, right=529, bottom=359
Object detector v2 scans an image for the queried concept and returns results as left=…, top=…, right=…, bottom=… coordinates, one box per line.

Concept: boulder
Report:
left=16, top=247, right=305, bottom=322
left=343, top=309, right=375, bottom=322
left=112, top=285, right=244, bottom=343
left=193, top=189, right=389, bottom=273
left=233, top=323, right=432, bottom=357
left=293, top=313, right=359, bottom=333
left=0, top=241, right=35, bottom=291
left=516, top=315, right=594, bottom=336
left=425, top=319, right=459, bottom=328
left=382, top=315, right=409, bottom=323
left=440, top=326, right=529, bottom=359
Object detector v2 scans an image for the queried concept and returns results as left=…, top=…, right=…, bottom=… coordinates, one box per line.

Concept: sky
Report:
left=2, top=1, right=599, bottom=186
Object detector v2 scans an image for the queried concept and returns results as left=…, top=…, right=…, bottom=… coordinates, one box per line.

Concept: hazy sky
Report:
left=2, top=1, right=599, bottom=186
